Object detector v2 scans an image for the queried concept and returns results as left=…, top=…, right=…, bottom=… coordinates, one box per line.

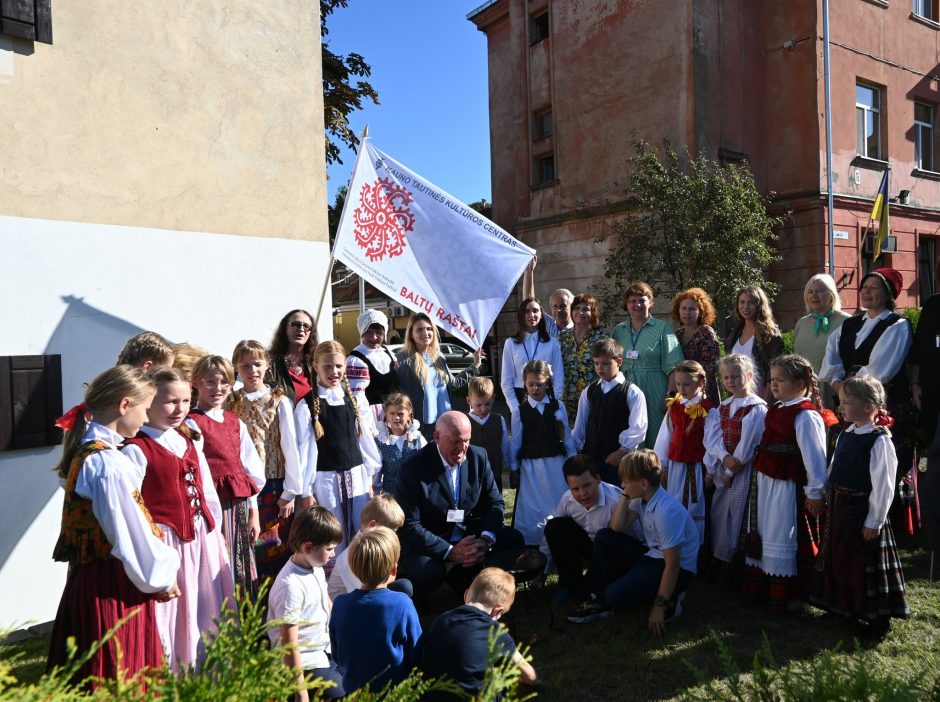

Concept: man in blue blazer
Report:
left=394, top=411, right=523, bottom=600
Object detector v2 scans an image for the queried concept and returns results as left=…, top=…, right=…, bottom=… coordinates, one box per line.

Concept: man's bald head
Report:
left=435, top=411, right=472, bottom=466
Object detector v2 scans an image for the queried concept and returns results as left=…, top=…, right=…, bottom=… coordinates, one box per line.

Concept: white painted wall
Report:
left=0, top=214, right=332, bottom=629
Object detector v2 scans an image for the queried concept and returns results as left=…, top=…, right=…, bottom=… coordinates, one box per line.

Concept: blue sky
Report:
left=324, top=1, right=493, bottom=207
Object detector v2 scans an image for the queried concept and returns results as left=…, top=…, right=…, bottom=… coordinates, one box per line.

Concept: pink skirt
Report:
left=156, top=516, right=235, bottom=671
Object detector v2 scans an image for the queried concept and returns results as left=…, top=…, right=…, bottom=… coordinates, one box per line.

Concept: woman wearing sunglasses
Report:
left=268, top=309, right=318, bottom=405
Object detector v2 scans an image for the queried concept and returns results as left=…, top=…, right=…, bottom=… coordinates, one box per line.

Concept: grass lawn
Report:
left=4, top=481, right=939, bottom=700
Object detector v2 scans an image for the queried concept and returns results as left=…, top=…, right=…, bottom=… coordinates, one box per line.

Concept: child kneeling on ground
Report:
left=267, top=506, right=345, bottom=701
left=567, top=449, right=699, bottom=635
left=330, top=526, right=422, bottom=694
left=421, top=567, right=538, bottom=700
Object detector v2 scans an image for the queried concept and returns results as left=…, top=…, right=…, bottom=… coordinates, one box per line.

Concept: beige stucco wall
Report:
left=0, top=0, right=326, bottom=241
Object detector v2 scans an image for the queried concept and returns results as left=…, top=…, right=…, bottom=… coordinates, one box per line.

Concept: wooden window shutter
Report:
left=0, top=0, right=52, bottom=44
left=0, top=354, right=63, bottom=451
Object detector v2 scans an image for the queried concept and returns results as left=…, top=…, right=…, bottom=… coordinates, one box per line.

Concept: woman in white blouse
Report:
left=819, top=267, right=915, bottom=520
left=500, top=297, right=564, bottom=415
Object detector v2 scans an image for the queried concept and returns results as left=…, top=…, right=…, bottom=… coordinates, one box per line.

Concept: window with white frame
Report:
left=856, top=83, right=882, bottom=160
left=915, top=102, right=935, bottom=171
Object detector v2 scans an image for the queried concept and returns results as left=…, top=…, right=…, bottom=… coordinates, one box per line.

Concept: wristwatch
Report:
left=653, top=595, right=669, bottom=608
left=481, top=535, right=495, bottom=551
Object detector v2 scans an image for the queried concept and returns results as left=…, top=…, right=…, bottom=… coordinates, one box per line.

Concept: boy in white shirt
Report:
left=267, top=506, right=345, bottom=701
left=572, top=338, right=648, bottom=485
left=327, top=494, right=412, bottom=600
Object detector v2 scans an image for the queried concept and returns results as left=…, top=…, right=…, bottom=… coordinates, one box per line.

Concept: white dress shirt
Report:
left=294, top=384, right=382, bottom=492
left=73, top=423, right=180, bottom=594
left=819, top=309, right=912, bottom=383
left=571, top=372, right=648, bottom=452
left=500, top=332, right=565, bottom=413
left=833, top=422, right=898, bottom=530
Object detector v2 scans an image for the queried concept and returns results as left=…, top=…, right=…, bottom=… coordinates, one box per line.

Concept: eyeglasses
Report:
left=290, top=321, right=313, bottom=331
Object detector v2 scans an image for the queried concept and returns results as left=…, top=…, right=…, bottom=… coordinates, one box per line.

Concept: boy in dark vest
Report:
left=572, top=338, right=648, bottom=485
left=466, top=376, right=509, bottom=490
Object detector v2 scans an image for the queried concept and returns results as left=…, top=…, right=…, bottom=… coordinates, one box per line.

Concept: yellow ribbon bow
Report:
left=684, top=404, right=708, bottom=420
left=666, top=393, right=683, bottom=409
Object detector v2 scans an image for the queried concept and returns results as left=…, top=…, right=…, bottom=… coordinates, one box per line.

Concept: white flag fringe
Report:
left=332, top=139, right=534, bottom=348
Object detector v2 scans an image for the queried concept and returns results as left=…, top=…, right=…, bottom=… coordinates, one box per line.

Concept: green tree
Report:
left=599, top=141, right=784, bottom=321
left=321, top=0, right=380, bottom=165
left=328, top=184, right=348, bottom=246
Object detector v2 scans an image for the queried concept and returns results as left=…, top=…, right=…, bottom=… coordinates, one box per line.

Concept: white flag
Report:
left=333, top=139, right=534, bottom=348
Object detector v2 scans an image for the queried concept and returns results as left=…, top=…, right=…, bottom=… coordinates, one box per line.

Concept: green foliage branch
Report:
left=599, top=141, right=784, bottom=323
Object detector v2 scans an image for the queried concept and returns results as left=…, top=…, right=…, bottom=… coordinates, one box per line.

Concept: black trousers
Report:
left=543, top=516, right=594, bottom=594
left=398, top=525, right=524, bottom=601
left=924, top=414, right=940, bottom=557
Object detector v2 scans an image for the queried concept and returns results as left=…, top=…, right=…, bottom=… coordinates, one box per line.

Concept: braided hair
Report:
left=310, top=340, right=361, bottom=440
left=769, top=354, right=822, bottom=411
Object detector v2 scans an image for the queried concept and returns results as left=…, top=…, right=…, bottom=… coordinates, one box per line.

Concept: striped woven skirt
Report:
left=813, top=486, right=910, bottom=621
left=220, top=497, right=257, bottom=600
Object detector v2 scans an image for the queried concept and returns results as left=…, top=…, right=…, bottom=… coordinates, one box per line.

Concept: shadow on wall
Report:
left=0, top=295, right=144, bottom=571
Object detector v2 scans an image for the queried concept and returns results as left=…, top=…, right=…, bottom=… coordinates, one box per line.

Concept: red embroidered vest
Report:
left=187, top=409, right=258, bottom=502
left=53, top=441, right=162, bottom=564
left=667, top=398, right=714, bottom=463
left=754, top=399, right=817, bottom=485
left=125, top=430, right=216, bottom=542
left=719, top=402, right=757, bottom=454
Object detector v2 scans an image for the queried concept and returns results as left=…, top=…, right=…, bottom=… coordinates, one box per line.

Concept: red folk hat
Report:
left=861, top=267, right=903, bottom=300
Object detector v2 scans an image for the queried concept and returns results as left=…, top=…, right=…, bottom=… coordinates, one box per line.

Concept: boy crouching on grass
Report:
left=420, top=567, right=538, bottom=700
left=267, top=506, right=345, bottom=701
left=329, top=526, right=422, bottom=695
left=567, top=449, right=699, bottom=635
left=327, top=494, right=412, bottom=600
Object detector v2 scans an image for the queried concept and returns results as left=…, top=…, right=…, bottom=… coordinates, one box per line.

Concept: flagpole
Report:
left=823, top=0, right=835, bottom=277
left=315, top=125, right=370, bottom=327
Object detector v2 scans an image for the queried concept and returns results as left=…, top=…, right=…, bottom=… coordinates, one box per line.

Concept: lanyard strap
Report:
left=524, top=335, right=540, bottom=362
left=629, top=323, right=645, bottom=350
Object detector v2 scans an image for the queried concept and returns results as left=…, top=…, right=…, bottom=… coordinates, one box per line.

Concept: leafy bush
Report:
left=1, top=587, right=532, bottom=701
left=900, top=306, right=921, bottom=332
left=781, top=329, right=794, bottom=355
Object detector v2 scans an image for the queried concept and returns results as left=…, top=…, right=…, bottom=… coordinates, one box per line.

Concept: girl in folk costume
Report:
left=374, top=392, right=426, bottom=496
left=47, top=366, right=180, bottom=684
left=813, top=376, right=909, bottom=633
left=226, top=340, right=306, bottom=582
left=703, top=354, right=767, bottom=569
left=509, top=360, right=576, bottom=545
left=346, top=309, right=401, bottom=421
left=654, top=360, right=717, bottom=544
left=743, top=354, right=828, bottom=614
left=122, top=367, right=234, bottom=671
left=186, top=355, right=265, bottom=597
left=294, top=341, right=382, bottom=552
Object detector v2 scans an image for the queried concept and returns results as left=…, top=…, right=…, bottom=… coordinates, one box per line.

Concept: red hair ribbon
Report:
left=55, top=403, right=88, bottom=431
left=819, top=408, right=840, bottom=428
left=874, top=409, right=895, bottom=429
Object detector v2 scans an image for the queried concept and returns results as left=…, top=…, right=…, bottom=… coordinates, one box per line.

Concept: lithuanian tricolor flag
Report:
left=869, top=169, right=890, bottom=260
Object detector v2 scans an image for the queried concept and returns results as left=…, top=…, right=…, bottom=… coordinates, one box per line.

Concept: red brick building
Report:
left=469, top=0, right=940, bottom=327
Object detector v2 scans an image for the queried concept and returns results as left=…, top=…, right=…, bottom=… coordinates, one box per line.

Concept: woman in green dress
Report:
left=558, top=293, right=609, bottom=424
left=611, top=281, right=684, bottom=448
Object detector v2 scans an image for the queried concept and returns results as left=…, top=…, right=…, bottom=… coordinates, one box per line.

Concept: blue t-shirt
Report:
left=420, top=605, right=516, bottom=695
left=329, top=588, right=422, bottom=694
